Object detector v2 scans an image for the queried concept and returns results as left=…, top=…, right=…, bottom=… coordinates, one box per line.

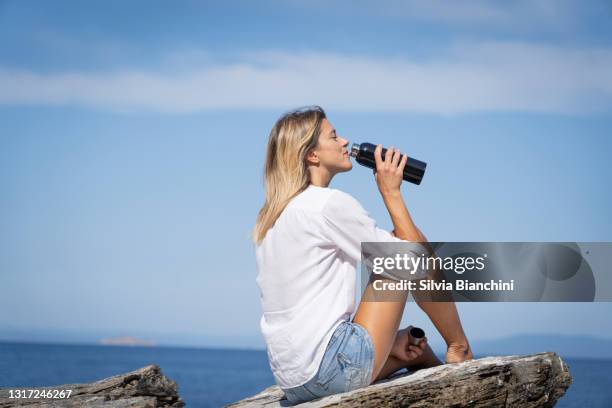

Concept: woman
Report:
left=253, top=106, right=472, bottom=405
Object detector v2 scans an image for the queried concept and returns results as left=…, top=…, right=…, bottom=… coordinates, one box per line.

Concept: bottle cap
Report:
left=409, top=327, right=425, bottom=346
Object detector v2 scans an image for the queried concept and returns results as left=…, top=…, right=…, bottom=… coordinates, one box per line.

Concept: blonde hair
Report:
left=252, top=106, right=327, bottom=244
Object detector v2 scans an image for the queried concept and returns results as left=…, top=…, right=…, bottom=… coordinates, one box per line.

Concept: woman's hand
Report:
left=374, top=144, right=408, bottom=197
left=390, top=326, right=427, bottom=362
left=374, top=144, right=423, bottom=242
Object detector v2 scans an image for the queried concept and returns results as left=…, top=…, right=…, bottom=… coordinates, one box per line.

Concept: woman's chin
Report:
left=331, top=161, right=352, bottom=176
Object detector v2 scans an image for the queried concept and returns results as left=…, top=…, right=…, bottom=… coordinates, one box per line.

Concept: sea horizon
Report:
left=2, top=331, right=611, bottom=360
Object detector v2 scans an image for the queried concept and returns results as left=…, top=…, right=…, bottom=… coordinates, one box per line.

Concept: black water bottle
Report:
left=349, top=142, right=427, bottom=185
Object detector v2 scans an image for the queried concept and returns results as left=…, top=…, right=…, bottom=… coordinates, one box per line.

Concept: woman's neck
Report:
left=309, top=169, right=332, bottom=187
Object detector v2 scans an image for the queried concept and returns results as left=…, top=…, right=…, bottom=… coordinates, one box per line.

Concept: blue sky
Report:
left=1, top=1, right=611, bottom=350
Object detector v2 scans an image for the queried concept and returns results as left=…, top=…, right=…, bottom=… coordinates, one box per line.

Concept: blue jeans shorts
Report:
left=282, top=321, right=375, bottom=405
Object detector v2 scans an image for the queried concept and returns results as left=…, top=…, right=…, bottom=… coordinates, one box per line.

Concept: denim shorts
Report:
left=282, top=321, right=375, bottom=405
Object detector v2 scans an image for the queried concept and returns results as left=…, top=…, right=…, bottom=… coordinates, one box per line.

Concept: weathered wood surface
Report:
left=0, top=365, right=184, bottom=408
left=228, top=352, right=572, bottom=407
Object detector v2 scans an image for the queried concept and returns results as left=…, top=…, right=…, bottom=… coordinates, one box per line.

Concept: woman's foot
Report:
left=445, top=342, right=473, bottom=364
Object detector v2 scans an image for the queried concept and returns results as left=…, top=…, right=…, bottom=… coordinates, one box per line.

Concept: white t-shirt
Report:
left=255, top=185, right=407, bottom=389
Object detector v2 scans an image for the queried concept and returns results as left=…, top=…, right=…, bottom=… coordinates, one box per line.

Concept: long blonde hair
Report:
left=253, top=106, right=327, bottom=244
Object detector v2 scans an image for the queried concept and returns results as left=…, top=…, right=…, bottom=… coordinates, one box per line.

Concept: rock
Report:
left=0, top=365, right=184, bottom=408
left=227, top=352, right=572, bottom=407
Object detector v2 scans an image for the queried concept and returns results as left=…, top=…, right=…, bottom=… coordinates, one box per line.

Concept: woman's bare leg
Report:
left=353, top=277, right=471, bottom=382
left=415, top=301, right=473, bottom=363
left=352, top=277, right=409, bottom=383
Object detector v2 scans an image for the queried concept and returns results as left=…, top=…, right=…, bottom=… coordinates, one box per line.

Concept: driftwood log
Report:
left=0, top=365, right=184, bottom=408
left=0, top=352, right=572, bottom=407
left=228, top=352, right=572, bottom=407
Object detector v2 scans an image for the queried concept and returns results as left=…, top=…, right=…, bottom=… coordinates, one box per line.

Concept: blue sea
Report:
left=1, top=342, right=611, bottom=407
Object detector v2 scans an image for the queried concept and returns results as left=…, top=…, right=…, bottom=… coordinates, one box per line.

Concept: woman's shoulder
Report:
left=287, top=185, right=335, bottom=213
left=278, top=187, right=374, bottom=244
left=285, top=186, right=365, bottom=218
left=321, top=188, right=366, bottom=217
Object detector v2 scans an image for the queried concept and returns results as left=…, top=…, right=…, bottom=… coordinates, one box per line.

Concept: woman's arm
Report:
left=373, top=145, right=426, bottom=243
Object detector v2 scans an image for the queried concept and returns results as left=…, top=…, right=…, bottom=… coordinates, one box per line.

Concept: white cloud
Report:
left=1, top=41, right=611, bottom=115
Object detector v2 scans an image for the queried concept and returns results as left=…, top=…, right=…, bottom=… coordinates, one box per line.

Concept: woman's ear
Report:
left=305, top=149, right=319, bottom=166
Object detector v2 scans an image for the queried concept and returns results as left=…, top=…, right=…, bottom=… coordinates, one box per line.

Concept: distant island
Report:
left=98, top=336, right=155, bottom=347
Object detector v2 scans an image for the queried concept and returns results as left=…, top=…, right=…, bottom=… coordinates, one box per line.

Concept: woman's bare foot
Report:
left=445, top=342, right=473, bottom=364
